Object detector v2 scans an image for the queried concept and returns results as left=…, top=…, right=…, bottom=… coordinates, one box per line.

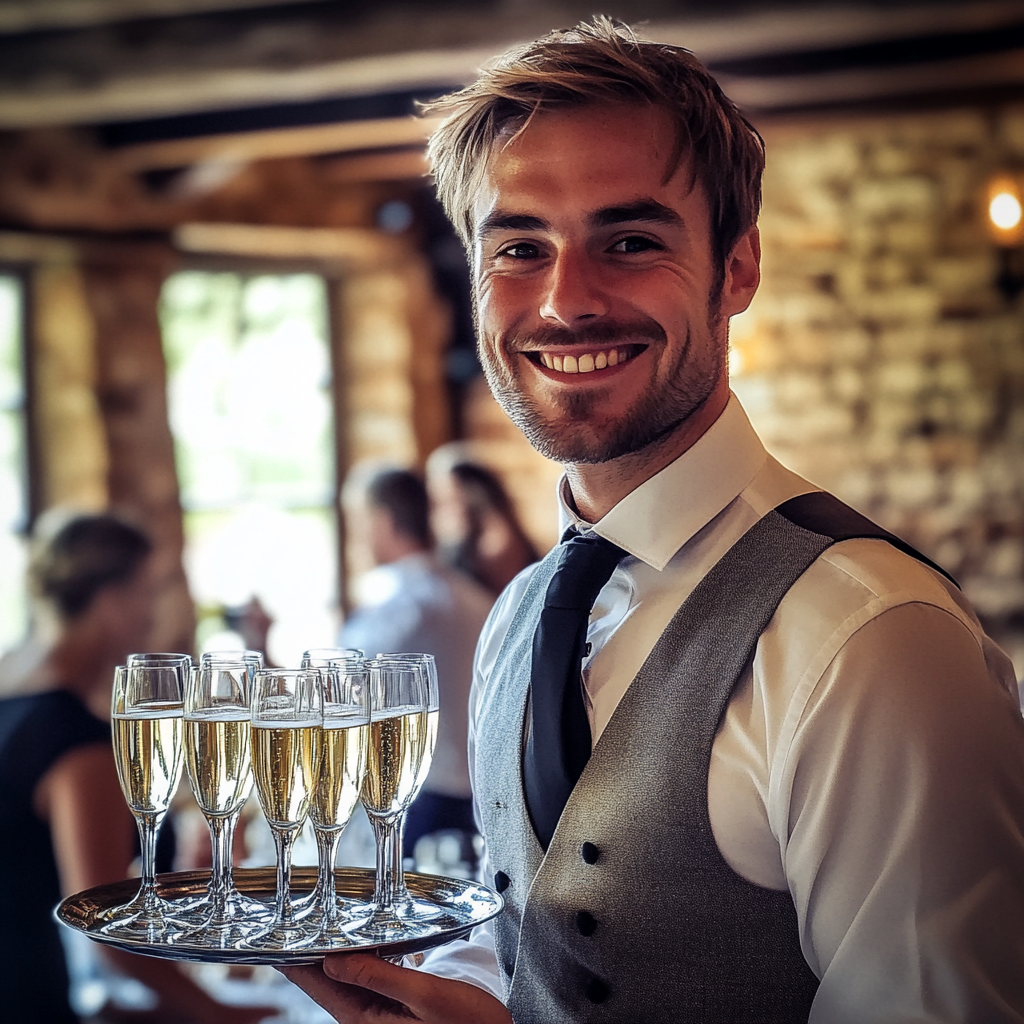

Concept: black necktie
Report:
left=524, top=530, right=624, bottom=850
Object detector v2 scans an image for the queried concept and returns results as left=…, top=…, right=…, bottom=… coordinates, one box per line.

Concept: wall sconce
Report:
left=986, top=174, right=1024, bottom=301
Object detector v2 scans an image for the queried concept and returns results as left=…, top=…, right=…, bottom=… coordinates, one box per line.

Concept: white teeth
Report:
left=538, top=348, right=630, bottom=372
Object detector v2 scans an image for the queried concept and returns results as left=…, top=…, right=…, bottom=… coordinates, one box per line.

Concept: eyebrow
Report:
left=477, top=212, right=549, bottom=237
left=590, top=199, right=683, bottom=228
left=477, top=198, right=683, bottom=239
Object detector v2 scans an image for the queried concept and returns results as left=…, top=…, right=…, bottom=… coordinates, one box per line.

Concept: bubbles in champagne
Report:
left=252, top=725, right=321, bottom=828
left=112, top=704, right=183, bottom=815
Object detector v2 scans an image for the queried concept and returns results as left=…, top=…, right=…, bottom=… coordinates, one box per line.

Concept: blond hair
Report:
left=425, top=16, right=764, bottom=265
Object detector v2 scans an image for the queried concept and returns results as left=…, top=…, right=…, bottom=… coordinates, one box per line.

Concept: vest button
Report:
left=575, top=910, right=597, bottom=936
left=584, top=977, right=609, bottom=1003
left=580, top=841, right=600, bottom=864
left=493, top=871, right=511, bottom=893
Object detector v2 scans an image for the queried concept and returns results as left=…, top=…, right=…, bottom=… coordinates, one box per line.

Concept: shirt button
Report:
left=580, top=842, right=600, bottom=864
left=493, top=871, right=511, bottom=893
left=584, top=977, right=609, bottom=1004
left=575, top=910, right=597, bottom=936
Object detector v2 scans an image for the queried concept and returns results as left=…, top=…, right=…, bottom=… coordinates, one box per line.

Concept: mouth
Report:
left=523, top=344, right=645, bottom=375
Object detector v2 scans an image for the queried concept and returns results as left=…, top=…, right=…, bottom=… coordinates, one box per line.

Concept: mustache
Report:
left=513, top=318, right=666, bottom=350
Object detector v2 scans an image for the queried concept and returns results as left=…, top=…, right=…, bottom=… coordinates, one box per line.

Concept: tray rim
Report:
left=56, top=865, right=503, bottom=965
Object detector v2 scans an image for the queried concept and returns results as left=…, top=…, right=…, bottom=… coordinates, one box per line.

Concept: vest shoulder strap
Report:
left=774, top=490, right=958, bottom=588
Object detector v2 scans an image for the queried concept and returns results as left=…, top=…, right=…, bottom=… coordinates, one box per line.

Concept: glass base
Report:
left=99, top=892, right=190, bottom=942
left=348, top=905, right=443, bottom=944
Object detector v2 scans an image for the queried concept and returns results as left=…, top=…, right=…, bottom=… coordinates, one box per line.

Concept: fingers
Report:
left=322, top=955, right=512, bottom=1024
left=279, top=964, right=380, bottom=1020
left=323, top=953, right=422, bottom=1005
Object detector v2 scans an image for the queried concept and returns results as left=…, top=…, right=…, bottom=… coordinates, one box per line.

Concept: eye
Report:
left=609, top=235, right=663, bottom=254
left=496, top=242, right=542, bottom=260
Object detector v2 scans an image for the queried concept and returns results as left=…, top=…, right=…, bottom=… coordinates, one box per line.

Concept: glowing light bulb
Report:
left=990, top=191, right=1023, bottom=231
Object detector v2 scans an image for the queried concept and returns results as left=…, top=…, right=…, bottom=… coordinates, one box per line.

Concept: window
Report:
left=160, top=271, right=337, bottom=664
left=0, top=273, right=29, bottom=656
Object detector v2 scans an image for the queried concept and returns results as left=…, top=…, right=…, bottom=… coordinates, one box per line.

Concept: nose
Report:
left=539, top=249, right=608, bottom=326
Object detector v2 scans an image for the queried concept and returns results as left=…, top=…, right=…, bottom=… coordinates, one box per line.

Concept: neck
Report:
left=46, top=627, right=116, bottom=717
left=564, top=383, right=729, bottom=523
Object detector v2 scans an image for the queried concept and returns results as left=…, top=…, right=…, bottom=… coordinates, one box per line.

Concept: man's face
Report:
left=471, top=102, right=757, bottom=464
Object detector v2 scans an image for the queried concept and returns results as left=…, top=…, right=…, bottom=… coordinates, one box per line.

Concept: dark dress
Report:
left=0, top=690, right=109, bottom=1023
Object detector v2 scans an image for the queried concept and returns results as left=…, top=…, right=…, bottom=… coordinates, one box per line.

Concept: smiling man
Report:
left=284, top=18, right=1024, bottom=1024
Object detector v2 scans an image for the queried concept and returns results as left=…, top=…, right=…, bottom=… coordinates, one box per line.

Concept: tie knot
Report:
left=544, top=531, right=624, bottom=611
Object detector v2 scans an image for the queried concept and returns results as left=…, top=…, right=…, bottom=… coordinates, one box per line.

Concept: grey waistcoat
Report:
left=475, top=493, right=954, bottom=1024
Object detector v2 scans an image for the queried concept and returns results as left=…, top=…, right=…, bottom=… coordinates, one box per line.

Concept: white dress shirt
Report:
left=422, top=396, right=1024, bottom=1022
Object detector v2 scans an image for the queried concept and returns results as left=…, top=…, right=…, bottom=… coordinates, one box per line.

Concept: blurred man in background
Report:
left=339, top=465, right=493, bottom=863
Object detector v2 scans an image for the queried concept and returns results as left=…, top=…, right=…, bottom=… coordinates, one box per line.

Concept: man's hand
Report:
left=280, top=953, right=512, bottom=1023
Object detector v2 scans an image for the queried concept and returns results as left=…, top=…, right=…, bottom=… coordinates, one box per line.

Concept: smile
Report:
left=527, top=346, right=642, bottom=374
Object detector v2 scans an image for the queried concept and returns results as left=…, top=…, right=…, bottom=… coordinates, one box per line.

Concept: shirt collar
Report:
left=557, top=393, right=768, bottom=571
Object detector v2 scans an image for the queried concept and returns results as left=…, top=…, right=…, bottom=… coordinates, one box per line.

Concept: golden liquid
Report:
left=251, top=724, right=321, bottom=827
left=310, top=718, right=368, bottom=831
left=361, top=707, right=428, bottom=816
left=184, top=710, right=252, bottom=817
left=112, top=707, right=183, bottom=814
left=408, top=707, right=439, bottom=799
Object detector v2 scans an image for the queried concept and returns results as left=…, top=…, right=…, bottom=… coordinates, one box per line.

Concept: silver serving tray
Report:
left=56, top=866, right=503, bottom=965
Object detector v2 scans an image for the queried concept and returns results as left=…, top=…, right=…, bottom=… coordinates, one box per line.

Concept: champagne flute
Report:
left=353, top=658, right=435, bottom=941
left=294, top=647, right=364, bottom=916
left=102, top=661, right=189, bottom=939
left=179, top=658, right=269, bottom=943
left=301, top=660, right=371, bottom=943
left=247, top=669, right=323, bottom=947
left=375, top=654, right=446, bottom=925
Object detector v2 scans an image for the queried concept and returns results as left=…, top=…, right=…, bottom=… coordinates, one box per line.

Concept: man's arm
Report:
left=780, top=601, right=1024, bottom=1022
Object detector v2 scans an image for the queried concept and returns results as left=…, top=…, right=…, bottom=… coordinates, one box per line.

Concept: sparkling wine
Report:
left=310, top=713, right=368, bottom=831
left=252, top=724, right=321, bottom=828
left=361, top=707, right=428, bottom=817
left=184, top=707, right=253, bottom=818
left=112, top=703, right=183, bottom=814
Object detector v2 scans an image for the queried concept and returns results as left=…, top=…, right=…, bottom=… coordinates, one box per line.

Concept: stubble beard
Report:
left=479, top=305, right=727, bottom=465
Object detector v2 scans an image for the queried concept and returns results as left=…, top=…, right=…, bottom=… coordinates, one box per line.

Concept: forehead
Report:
left=472, top=102, right=696, bottom=230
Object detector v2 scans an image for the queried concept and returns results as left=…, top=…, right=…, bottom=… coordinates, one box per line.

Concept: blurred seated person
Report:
left=339, top=466, right=493, bottom=862
left=0, top=512, right=273, bottom=1024
left=427, top=445, right=540, bottom=597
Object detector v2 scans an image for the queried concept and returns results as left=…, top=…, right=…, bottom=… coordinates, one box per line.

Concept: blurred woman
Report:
left=0, top=513, right=271, bottom=1024
left=427, top=452, right=540, bottom=597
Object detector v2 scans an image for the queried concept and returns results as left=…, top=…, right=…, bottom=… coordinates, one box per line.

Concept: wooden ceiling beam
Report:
left=112, top=115, right=441, bottom=171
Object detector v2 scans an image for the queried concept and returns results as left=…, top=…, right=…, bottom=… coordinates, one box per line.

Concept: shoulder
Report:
left=756, top=537, right=1019, bottom=757
left=777, top=535, right=981, bottom=653
left=1, top=690, right=107, bottom=748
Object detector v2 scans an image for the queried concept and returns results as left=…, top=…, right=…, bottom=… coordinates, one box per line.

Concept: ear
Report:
left=720, top=225, right=761, bottom=319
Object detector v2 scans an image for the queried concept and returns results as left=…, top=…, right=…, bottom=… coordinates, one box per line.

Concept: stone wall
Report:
left=732, top=104, right=1024, bottom=668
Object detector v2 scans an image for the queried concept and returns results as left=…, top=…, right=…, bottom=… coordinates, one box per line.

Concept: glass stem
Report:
left=206, top=814, right=231, bottom=918
left=370, top=815, right=395, bottom=909
left=391, top=817, right=409, bottom=901
left=316, top=828, right=343, bottom=921
left=136, top=810, right=163, bottom=918
left=272, top=825, right=298, bottom=925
